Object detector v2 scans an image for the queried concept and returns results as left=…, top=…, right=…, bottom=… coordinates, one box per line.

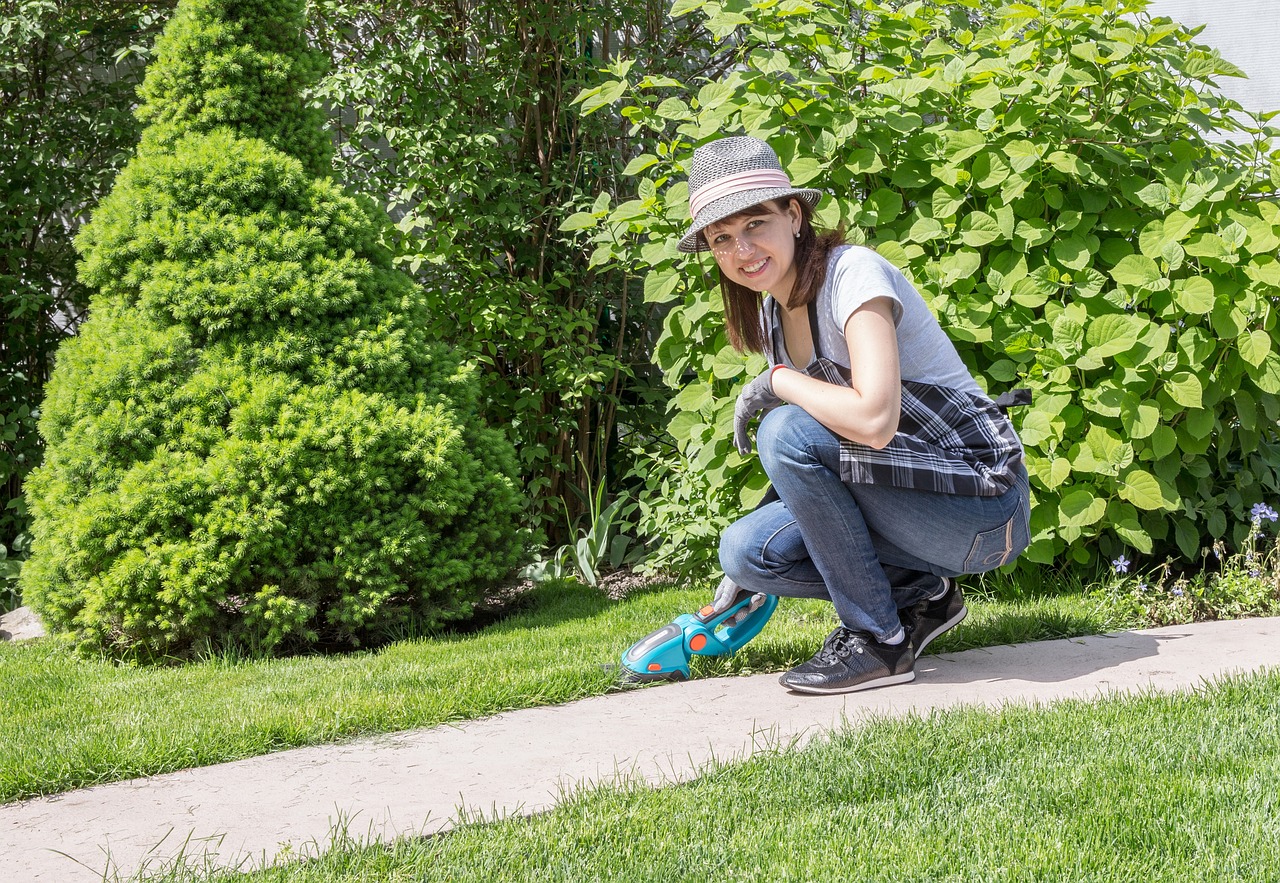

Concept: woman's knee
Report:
left=756, top=405, right=825, bottom=472
left=719, top=517, right=755, bottom=583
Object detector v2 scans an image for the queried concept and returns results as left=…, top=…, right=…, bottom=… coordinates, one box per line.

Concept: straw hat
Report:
left=678, top=136, right=822, bottom=253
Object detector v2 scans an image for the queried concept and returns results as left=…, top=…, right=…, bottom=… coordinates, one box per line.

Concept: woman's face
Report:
left=704, top=199, right=803, bottom=297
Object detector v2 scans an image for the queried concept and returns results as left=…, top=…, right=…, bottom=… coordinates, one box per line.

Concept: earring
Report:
left=794, top=231, right=800, bottom=239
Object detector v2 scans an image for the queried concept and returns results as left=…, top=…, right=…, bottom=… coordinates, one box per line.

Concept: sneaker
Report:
left=904, top=578, right=967, bottom=659
left=778, top=626, right=915, bottom=694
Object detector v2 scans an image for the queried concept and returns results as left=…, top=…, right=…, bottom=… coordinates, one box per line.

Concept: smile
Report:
left=742, top=258, right=769, bottom=275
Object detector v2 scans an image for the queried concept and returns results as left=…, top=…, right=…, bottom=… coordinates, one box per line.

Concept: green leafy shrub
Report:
left=571, top=0, right=1280, bottom=575
left=20, top=0, right=527, bottom=656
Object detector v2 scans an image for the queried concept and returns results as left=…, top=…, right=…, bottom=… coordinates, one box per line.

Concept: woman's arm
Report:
left=771, top=296, right=902, bottom=448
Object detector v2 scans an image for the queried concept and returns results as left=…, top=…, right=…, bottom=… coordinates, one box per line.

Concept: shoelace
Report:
left=816, top=628, right=867, bottom=663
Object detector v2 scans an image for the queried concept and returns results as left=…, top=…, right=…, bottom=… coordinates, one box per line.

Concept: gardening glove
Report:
left=733, top=367, right=783, bottom=455
left=711, top=576, right=767, bottom=626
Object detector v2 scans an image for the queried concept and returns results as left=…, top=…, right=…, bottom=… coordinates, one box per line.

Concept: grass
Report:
left=119, top=668, right=1280, bottom=882
left=1, top=571, right=1112, bottom=804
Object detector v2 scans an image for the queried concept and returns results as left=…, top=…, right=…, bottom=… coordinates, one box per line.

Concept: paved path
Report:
left=5, top=616, right=1280, bottom=881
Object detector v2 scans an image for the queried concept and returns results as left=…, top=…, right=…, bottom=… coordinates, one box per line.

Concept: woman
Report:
left=682, top=136, right=1030, bottom=694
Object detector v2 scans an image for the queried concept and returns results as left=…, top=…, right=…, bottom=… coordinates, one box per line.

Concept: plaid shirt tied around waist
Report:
left=767, top=298, right=1024, bottom=498
left=841, top=377, right=1023, bottom=497
left=796, top=356, right=1023, bottom=497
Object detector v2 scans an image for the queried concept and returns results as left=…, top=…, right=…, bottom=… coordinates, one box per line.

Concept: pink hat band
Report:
left=688, top=169, right=794, bottom=219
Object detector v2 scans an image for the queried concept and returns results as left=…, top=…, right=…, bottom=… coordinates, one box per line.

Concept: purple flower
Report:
left=1251, top=502, right=1278, bottom=523
left=1112, top=555, right=1131, bottom=574
left=1172, top=587, right=1185, bottom=597
left=1250, top=569, right=1261, bottom=579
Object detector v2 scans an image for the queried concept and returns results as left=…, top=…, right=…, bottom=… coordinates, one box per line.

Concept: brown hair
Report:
left=714, top=198, right=847, bottom=353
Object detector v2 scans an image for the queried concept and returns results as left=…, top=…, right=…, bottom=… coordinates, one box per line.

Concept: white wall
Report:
left=1144, top=0, right=1280, bottom=113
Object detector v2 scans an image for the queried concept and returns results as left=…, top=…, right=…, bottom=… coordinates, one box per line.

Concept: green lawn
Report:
left=2, top=574, right=1112, bottom=803
left=127, top=668, right=1280, bottom=882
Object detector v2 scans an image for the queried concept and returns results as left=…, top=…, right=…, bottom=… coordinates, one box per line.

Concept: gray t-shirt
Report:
left=764, top=245, right=986, bottom=400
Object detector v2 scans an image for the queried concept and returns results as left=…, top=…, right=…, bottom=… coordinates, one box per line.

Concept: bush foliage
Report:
left=1, top=0, right=171, bottom=560
left=307, top=0, right=711, bottom=540
left=571, top=0, right=1280, bottom=574
left=21, top=0, right=526, bottom=655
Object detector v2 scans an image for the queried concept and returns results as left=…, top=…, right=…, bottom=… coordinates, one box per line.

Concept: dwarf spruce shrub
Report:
left=573, top=0, right=1280, bottom=575
left=20, top=0, right=526, bottom=656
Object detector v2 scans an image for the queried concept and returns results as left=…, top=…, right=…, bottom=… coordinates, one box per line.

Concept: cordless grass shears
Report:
left=619, top=590, right=778, bottom=684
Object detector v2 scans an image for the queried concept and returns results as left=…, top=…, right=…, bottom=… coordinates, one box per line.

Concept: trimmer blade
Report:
left=618, top=667, right=689, bottom=686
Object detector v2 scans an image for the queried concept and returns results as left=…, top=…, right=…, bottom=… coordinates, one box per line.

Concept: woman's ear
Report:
left=788, top=198, right=803, bottom=236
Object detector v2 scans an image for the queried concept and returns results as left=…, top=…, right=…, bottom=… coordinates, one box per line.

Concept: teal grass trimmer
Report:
left=620, top=590, right=778, bottom=684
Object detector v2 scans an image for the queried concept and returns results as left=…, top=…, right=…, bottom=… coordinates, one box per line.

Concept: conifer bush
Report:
left=20, top=0, right=527, bottom=655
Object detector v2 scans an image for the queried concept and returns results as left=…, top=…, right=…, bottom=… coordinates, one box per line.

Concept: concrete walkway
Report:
left=5, top=616, right=1280, bottom=881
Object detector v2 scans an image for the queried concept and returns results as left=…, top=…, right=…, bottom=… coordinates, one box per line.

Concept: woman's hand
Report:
left=733, top=367, right=782, bottom=454
left=711, top=576, right=767, bottom=625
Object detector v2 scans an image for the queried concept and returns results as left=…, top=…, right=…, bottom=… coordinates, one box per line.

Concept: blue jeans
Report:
left=720, top=406, right=1030, bottom=642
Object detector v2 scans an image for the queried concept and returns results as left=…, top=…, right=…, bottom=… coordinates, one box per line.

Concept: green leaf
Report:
left=1045, top=457, right=1072, bottom=488
left=1052, top=237, right=1092, bottom=270
left=870, top=76, right=933, bottom=102
left=1120, top=398, right=1159, bottom=439
left=787, top=156, right=823, bottom=186
left=1185, top=233, right=1237, bottom=263
left=959, top=211, right=1001, bottom=246
left=1119, top=468, right=1178, bottom=511
left=1113, top=520, right=1154, bottom=555
left=1046, top=150, right=1087, bottom=178
left=966, top=83, right=1003, bottom=110
left=667, top=410, right=702, bottom=442
left=1174, top=277, right=1215, bottom=314
left=1248, top=351, right=1280, bottom=394
left=696, top=81, right=734, bottom=108
left=1002, top=140, right=1041, bottom=172
left=1053, top=315, right=1085, bottom=351
left=907, top=216, right=945, bottom=243
left=1164, top=371, right=1203, bottom=408
left=1151, top=424, right=1178, bottom=459
left=1108, top=254, right=1161, bottom=289
left=1085, top=314, right=1140, bottom=359
left=669, top=0, right=706, bottom=16
left=944, top=129, right=987, bottom=163
left=559, top=211, right=596, bottom=232
left=1175, top=518, right=1200, bottom=560
left=1135, top=182, right=1171, bottom=208
left=860, top=189, right=903, bottom=225
left=932, top=187, right=966, bottom=218
left=1239, top=329, right=1271, bottom=368
left=846, top=148, right=885, bottom=174
left=579, top=79, right=628, bottom=114
left=1069, top=424, right=1133, bottom=476
left=673, top=381, right=713, bottom=414
left=1015, top=219, right=1053, bottom=248
left=1017, top=410, right=1054, bottom=447
left=710, top=346, right=746, bottom=380
left=1183, top=408, right=1215, bottom=439
left=621, top=154, right=659, bottom=176
left=971, top=151, right=1011, bottom=190
left=1059, top=488, right=1107, bottom=527
left=643, top=270, right=681, bottom=304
